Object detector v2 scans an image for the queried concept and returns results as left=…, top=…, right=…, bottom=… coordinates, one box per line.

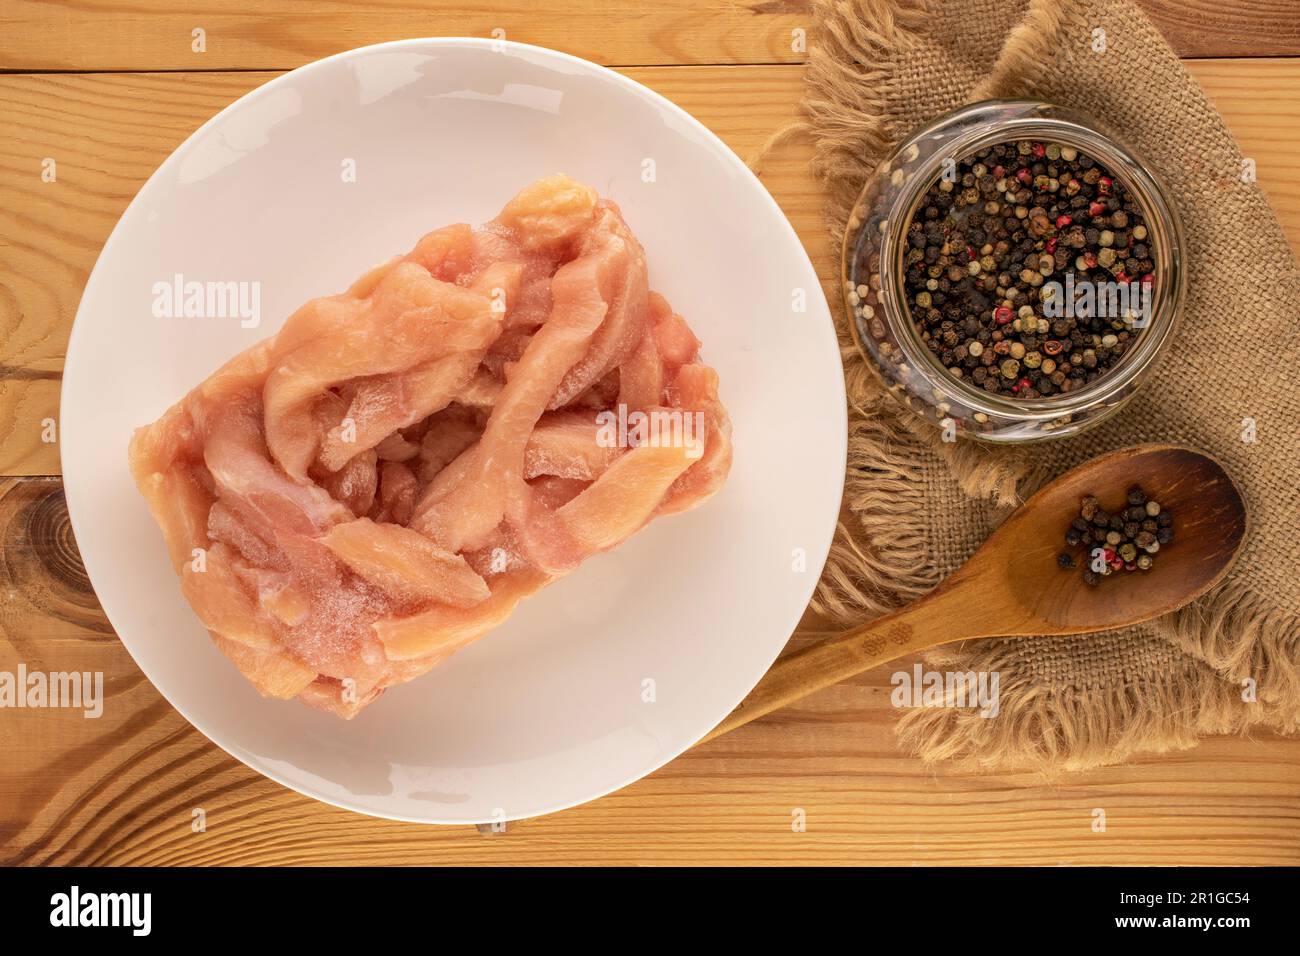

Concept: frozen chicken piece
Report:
left=129, top=175, right=731, bottom=717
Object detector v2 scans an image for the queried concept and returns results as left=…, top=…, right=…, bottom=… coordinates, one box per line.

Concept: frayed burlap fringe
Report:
left=765, top=0, right=1300, bottom=771
left=810, top=373, right=940, bottom=621
left=893, top=642, right=1267, bottom=774
left=798, top=1, right=944, bottom=627
left=804, top=0, right=924, bottom=241
left=1158, top=580, right=1300, bottom=722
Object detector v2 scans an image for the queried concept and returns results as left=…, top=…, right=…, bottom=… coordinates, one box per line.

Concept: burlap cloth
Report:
left=789, top=0, right=1300, bottom=769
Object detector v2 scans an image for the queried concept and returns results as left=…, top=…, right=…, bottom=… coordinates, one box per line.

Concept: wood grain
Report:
left=2, top=0, right=1296, bottom=71
left=4, top=59, right=1300, bottom=476
left=1138, top=0, right=1300, bottom=58
left=2, top=5, right=1299, bottom=867
left=3, top=483, right=1297, bottom=866
left=0, top=0, right=810, bottom=71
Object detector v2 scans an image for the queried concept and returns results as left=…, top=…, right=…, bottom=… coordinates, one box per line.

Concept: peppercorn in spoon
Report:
left=703, top=443, right=1247, bottom=742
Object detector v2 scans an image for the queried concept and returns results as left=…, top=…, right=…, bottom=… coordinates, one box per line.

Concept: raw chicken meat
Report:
left=129, top=175, right=732, bottom=718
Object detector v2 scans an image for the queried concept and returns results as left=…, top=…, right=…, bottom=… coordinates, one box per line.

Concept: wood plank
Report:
left=3, top=58, right=1299, bottom=476
left=0, top=0, right=809, bottom=71
left=2, top=1, right=1296, bottom=71
left=1138, top=0, right=1300, bottom=58
left=2, top=477, right=1297, bottom=865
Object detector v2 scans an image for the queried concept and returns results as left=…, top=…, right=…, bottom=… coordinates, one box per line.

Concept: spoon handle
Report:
left=701, top=580, right=981, bottom=742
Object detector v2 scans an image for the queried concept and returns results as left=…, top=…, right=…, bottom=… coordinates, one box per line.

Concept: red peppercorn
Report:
left=1088, top=201, right=1106, bottom=217
left=1125, top=562, right=1137, bottom=572
left=1141, top=273, right=1155, bottom=286
left=1017, top=377, right=1032, bottom=392
left=993, top=165, right=1005, bottom=178
left=1031, top=143, right=1046, bottom=159
left=1055, top=214, right=1072, bottom=228
left=966, top=247, right=977, bottom=261
left=1045, top=237, right=1058, bottom=253
left=1098, top=176, right=1113, bottom=195
left=1115, top=271, right=1129, bottom=284
left=994, top=306, right=1014, bottom=325
left=1016, top=168, right=1033, bottom=185
left=1082, top=251, right=1098, bottom=268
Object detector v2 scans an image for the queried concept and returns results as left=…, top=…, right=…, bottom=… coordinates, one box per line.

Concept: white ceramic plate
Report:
left=62, top=38, right=846, bottom=824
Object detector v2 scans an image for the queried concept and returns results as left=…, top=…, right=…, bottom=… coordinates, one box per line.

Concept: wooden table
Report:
left=2, top=1, right=1298, bottom=866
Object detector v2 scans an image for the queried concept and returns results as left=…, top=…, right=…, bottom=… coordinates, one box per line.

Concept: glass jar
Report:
left=841, top=99, right=1186, bottom=442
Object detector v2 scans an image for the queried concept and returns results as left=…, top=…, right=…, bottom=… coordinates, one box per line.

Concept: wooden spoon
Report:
left=703, top=443, right=1248, bottom=742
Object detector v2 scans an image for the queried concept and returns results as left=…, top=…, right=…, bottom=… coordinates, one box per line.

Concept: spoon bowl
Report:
left=704, top=443, right=1248, bottom=741
left=954, top=443, right=1248, bottom=634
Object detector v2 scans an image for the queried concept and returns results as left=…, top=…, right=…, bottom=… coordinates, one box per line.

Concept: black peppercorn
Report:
left=1059, top=485, right=1173, bottom=586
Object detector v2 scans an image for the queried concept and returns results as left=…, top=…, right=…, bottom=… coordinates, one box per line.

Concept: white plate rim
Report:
left=61, top=36, right=848, bottom=824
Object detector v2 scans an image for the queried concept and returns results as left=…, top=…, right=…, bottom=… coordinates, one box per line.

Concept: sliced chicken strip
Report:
left=524, top=411, right=623, bottom=481
left=408, top=220, right=629, bottom=550
left=263, top=262, right=500, bottom=479
left=211, top=634, right=316, bottom=700
left=324, top=518, right=490, bottom=608
left=548, top=204, right=649, bottom=408
left=375, top=570, right=551, bottom=661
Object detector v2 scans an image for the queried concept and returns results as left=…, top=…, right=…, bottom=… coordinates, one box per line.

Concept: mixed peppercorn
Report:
left=903, top=140, right=1155, bottom=398
left=1058, top=485, right=1174, bottom=586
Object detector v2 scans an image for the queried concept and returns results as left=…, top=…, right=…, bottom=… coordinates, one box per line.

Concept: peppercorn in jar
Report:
left=842, top=100, right=1185, bottom=443
left=904, top=140, right=1155, bottom=399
